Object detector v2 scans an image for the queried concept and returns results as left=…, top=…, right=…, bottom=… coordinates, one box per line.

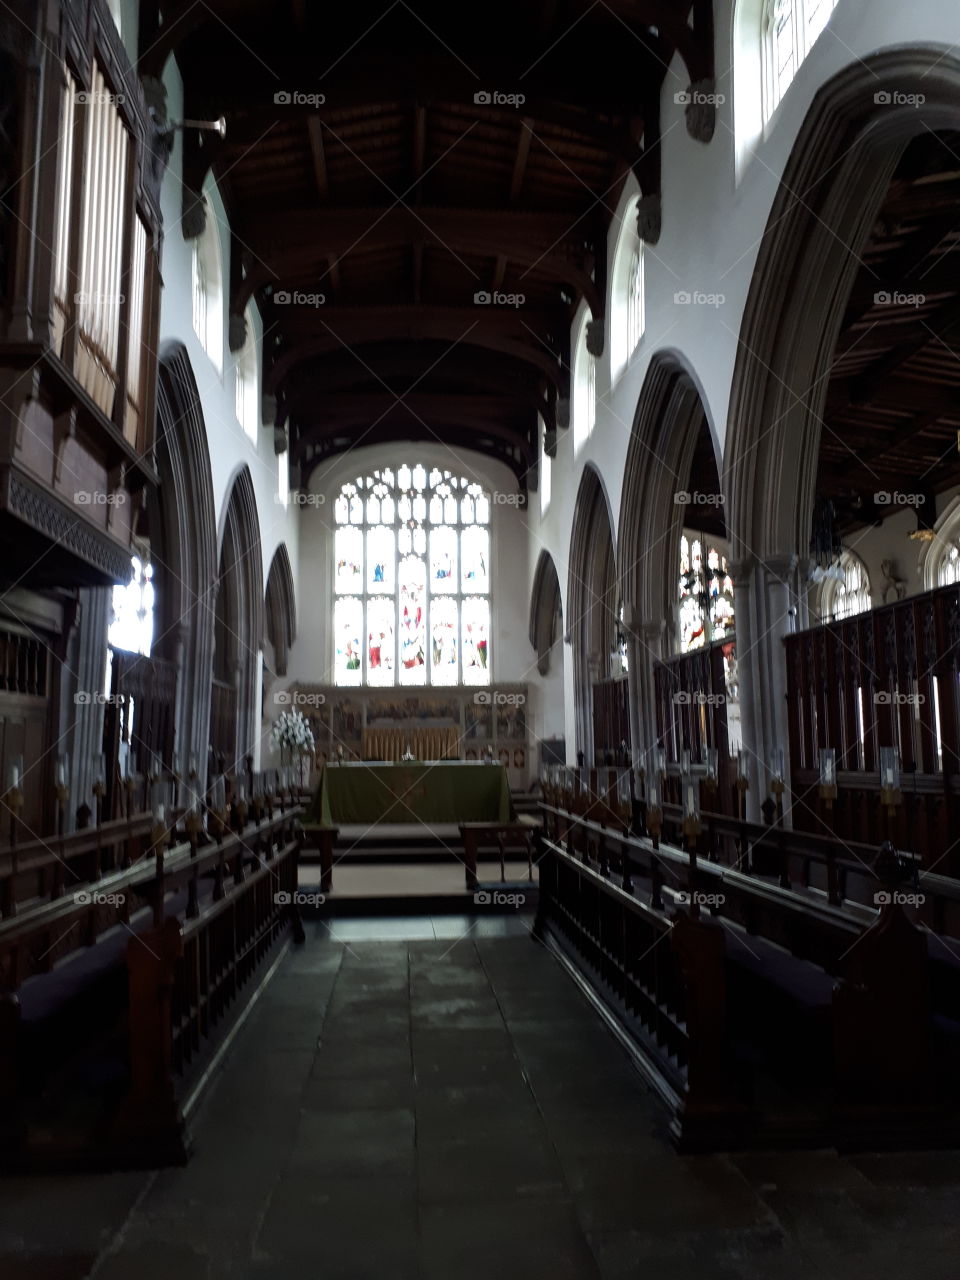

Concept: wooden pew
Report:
left=0, top=800, right=304, bottom=1170
left=0, top=813, right=156, bottom=920
left=536, top=799, right=957, bottom=1149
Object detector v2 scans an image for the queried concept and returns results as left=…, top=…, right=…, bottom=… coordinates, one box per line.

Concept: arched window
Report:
left=235, top=306, right=259, bottom=440
left=627, top=247, right=644, bottom=356
left=540, top=420, right=552, bottom=517
left=191, top=197, right=223, bottom=373
left=610, top=203, right=645, bottom=379
left=761, top=0, right=838, bottom=123
left=817, top=549, right=871, bottom=621
left=333, top=465, right=491, bottom=688
left=678, top=534, right=735, bottom=653
left=573, top=313, right=595, bottom=454
left=938, top=543, right=960, bottom=587
left=277, top=449, right=289, bottom=507
left=108, top=554, right=155, bottom=656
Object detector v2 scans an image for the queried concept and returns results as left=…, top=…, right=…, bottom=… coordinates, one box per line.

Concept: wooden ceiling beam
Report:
left=266, top=309, right=567, bottom=391
left=509, top=120, right=534, bottom=204
left=306, top=118, right=329, bottom=201
left=847, top=299, right=960, bottom=404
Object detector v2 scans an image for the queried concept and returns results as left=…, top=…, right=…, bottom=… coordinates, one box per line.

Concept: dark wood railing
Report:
left=536, top=787, right=951, bottom=1148
left=537, top=839, right=742, bottom=1150
left=784, top=584, right=960, bottom=869
left=0, top=628, right=48, bottom=697
left=1, top=799, right=304, bottom=1169
left=0, top=812, right=155, bottom=925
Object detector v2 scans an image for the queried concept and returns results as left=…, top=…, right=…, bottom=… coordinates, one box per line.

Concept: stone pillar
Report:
left=745, top=554, right=800, bottom=826
left=636, top=621, right=666, bottom=757
left=61, top=587, right=112, bottom=828
left=621, top=603, right=643, bottom=759
left=729, top=558, right=762, bottom=821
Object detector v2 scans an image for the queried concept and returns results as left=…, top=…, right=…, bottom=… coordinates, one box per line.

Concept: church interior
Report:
left=2, top=0, right=960, bottom=1275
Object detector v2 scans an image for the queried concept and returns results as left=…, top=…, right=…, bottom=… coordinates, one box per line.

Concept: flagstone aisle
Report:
left=4, top=916, right=960, bottom=1279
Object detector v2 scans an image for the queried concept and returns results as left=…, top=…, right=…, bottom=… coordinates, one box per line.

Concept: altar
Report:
left=307, top=760, right=514, bottom=826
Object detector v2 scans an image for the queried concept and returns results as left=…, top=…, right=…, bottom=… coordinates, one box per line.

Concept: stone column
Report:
left=62, top=587, right=112, bottom=828
left=758, top=554, right=800, bottom=826
left=728, top=558, right=762, bottom=820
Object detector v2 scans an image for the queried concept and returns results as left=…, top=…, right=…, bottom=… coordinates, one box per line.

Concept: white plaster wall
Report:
left=529, top=0, right=960, bottom=640
left=157, top=58, right=299, bottom=636
left=153, top=57, right=300, bottom=766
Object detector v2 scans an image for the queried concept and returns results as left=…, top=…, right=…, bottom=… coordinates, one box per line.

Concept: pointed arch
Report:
left=567, top=465, right=617, bottom=761
left=723, top=48, right=960, bottom=803
left=725, top=48, right=960, bottom=569
left=617, top=351, right=715, bottom=633
left=151, top=341, right=218, bottom=781
left=265, top=543, right=297, bottom=677
left=529, top=549, right=563, bottom=676
left=212, top=466, right=263, bottom=770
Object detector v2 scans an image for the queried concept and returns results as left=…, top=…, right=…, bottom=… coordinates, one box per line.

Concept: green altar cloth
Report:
left=306, top=761, right=514, bottom=826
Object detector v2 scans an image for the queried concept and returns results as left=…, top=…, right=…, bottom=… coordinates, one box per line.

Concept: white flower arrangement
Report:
left=270, top=708, right=316, bottom=756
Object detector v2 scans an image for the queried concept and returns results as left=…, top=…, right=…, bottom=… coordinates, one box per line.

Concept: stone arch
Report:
left=726, top=48, right=960, bottom=569
left=723, top=47, right=960, bottom=805
left=213, top=466, right=263, bottom=771
left=528, top=549, right=563, bottom=676
left=150, top=341, right=218, bottom=782
left=265, top=543, right=297, bottom=678
left=567, top=465, right=617, bottom=761
left=615, top=350, right=715, bottom=757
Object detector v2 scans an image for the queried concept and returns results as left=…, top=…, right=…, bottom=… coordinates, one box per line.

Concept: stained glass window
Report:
left=678, top=535, right=735, bottom=653
left=334, top=467, right=491, bottom=686
left=627, top=246, right=644, bottom=355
